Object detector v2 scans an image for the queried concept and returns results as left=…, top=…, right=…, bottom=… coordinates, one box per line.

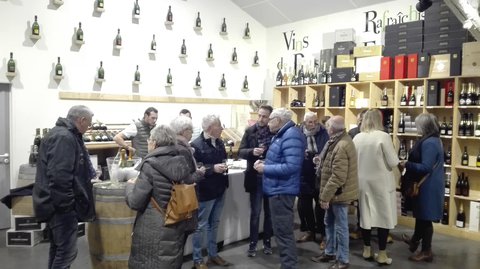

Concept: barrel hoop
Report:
left=91, top=253, right=130, bottom=262
left=93, top=217, right=136, bottom=225
left=94, top=195, right=127, bottom=203
left=94, top=187, right=126, bottom=196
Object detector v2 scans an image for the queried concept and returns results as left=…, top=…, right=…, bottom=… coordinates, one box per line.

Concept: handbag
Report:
left=404, top=161, right=439, bottom=198
left=151, top=183, right=199, bottom=226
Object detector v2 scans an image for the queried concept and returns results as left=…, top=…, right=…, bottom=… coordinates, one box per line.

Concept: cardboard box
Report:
left=450, top=49, right=462, bottom=76
left=429, top=54, right=451, bottom=78
left=418, top=52, right=430, bottom=78
left=331, top=68, right=355, bottom=83
left=335, top=28, right=355, bottom=42
left=394, top=55, right=407, bottom=79
left=335, top=55, right=355, bottom=68
left=469, top=201, right=480, bottom=232
left=353, top=45, right=383, bottom=58
left=329, top=86, right=345, bottom=107
left=333, top=41, right=356, bottom=55
left=380, top=57, right=394, bottom=80
left=407, top=54, right=418, bottom=78
left=6, top=228, right=44, bottom=247
left=355, top=56, right=381, bottom=73
left=14, top=216, right=45, bottom=231
left=462, top=42, right=480, bottom=76
left=11, top=196, right=34, bottom=217
left=359, top=72, right=380, bottom=81
left=427, top=80, right=440, bottom=106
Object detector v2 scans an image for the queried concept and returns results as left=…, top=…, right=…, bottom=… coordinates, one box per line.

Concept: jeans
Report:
left=192, top=193, right=226, bottom=263
left=269, top=195, right=297, bottom=269
left=47, top=211, right=78, bottom=269
left=324, top=203, right=349, bottom=264
left=249, top=176, right=272, bottom=244
left=297, top=189, right=325, bottom=236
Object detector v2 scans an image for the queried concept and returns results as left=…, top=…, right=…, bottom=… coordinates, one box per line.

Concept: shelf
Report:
left=218, top=87, right=226, bottom=91
left=58, top=91, right=250, bottom=105
left=243, top=35, right=251, bottom=40
left=397, top=133, right=420, bottom=137
left=95, top=7, right=104, bottom=13
left=74, top=40, right=85, bottom=45
left=252, top=63, right=259, bottom=67
left=308, top=107, right=325, bottom=110
left=457, top=136, right=480, bottom=140
left=458, top=106, right=480, bottom=109
left=398, top=106, right=423, bottom=109
left=376, top=106, right=395, bottom=109
left=53, top=0, right=64, bottom=5
left=85, top=141, right=127, bottom=150
left=95, top=78, right=105, bottom=83
left=453, top=193, right=480, bottom=202
left=114, top=45, right=122, bottom=49
left=230, top=60, right=238, bottom=64
left=241, top=88, right=249, bottom=92
left=327, top=106, right=346, bottom=109
left=444, top=164, right=452, bottom=168
left=426, top=106, right=454, bottom=109
left=6, top=72, right=16, bottom=78
left=54, top=75, right=64, bottom=80
left=455, top=165, right=480, bottom=171
left=440, top=135, right=453, bottom=139
left=289, top=106, right=305, bottom=110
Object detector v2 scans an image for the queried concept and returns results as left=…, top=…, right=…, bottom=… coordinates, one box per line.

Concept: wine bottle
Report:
left=195, top=71, right=201, bottom=87
left=319, top=91, right=325, bottom=107
left=134, top=0, right=140, bottom=16
left=466, top=113, right=473, bottom=136
left=7, top=52, right=15, bottom=73
left=55, top=57, right=63, bottom=76
left=400, top=86, right=408, bottom=106
left=119, top=149, right=127, bottom=168
left=340, top=89, right=346, bottom=107
left=461, top=146, right=469, bottom=166
left=447, top=117, right=453, bottom=136
left=244, top=22, right=250, bottom=38
left=243, top=75, right=248, bottom=90
left=253, top=51, right=259, bottom=65
left=220, top=74, right=226, bottom=88
left=207, top=44, right=213, bottom=59
left=231, top=47, right=237, bottom=62
left=166, top=5, right=173, bottom=22
left=381, top=87, right=388, bottom=107
left=326, top=65, right=332, bottom=84
left=134, top=65, right=140, bottom=82
left=446, top=84, right=454, bottom=106
left=298, top=66, right=304, bottom=85
left=320, top=62, right=327, bottom=84
left=97, top=61, right=105, bottom=79
left=398, top=139, right=407, bottom=160
left=94, top=131, right=102, bottom=142
left=195, top=12, right=201, bottom=27
left=350, top=66, right=357, bottom=82
left=115, top=29, right=122, bottom=46
left=76, top=22, right=83, bottom=41
left=32, top=15, right=40, bottom=36
left=349, top=89, right=356, bottom=107
left=440, top=117, right=447, bottom=135
left=467, top=83, right=474, bottom=106
left=445, top=146, right=452, bottom=165
left=456, top=203, right=466, bottom=228
left=398, top=113, right=405, bottom=134
left=387, top=115, right=393, bottom=134
left=33, top=128, right=42, bottom=148
left=101, top=131, right=109, bottom=142
left=97, top=0, right=104, bottom=8
left=275, top=68, right=283, bottom=86
left=28, top=145, right=38, bottom=167
left=181, top=39, right=186, bottom=55
left=166, top=68, right=172, bottom=84
left=441, top=201, right=449, bottom=225
left=455, top=175, right=462, bottom=195
left=419, top=91, right=424, bottom=106
left=221, top=18, right=227, bottom=33
left=445, top=174, right=451, bottom=195
left=151, top=34, right=156, bottom=51
left=462, top=176, right=470, bottom=196
left=476, top=149, right=480, bottom=167
left=409, top=86, right=416, bottom=106
left=459, top=113, right=466, bottom=136
left=459, top=83, right=467, bottom=106
left=475, top=113, right=480, bottom=137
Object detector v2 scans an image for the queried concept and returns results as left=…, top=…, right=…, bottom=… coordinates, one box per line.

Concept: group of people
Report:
left=32, top=104, right=445, bottom=269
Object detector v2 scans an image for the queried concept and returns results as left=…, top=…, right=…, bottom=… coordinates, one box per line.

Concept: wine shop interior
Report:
left=1, top=0, right=480, bottom=268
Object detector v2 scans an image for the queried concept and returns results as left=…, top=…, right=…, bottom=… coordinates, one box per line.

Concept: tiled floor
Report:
left=1, top=225, right=479, bottom=269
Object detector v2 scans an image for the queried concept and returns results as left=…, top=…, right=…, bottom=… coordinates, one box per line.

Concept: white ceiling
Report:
left=231, top=0, right=397, bottom=27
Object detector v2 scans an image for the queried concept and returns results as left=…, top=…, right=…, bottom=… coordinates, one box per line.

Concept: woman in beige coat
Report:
left=352, top=109, right=399, bottom=265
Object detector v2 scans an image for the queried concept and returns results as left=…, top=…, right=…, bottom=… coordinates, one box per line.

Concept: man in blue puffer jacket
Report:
left=254, top=108, right=306, bottom=269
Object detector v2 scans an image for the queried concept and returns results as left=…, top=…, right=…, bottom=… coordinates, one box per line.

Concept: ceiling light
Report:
left=416, top=0, right=433, bottom=12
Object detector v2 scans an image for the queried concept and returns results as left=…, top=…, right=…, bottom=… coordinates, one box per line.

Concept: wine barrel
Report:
left=88, top=182, right=136, bottom=269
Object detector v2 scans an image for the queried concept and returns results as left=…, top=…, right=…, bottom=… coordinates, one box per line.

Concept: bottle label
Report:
left=400, top=101, right=406, bottom=106
left=57, top=70, right=62, bottom=75
left=475, top=130, right=480, bottom=136
left=456, top=220, right=464, bottom=228
left=445, top=187, right=450, bottom=194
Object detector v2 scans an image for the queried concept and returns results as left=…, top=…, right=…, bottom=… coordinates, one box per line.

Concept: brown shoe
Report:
left=311, top=253, right=335, bottom=263
left=328, top=261, right=349, bottom=269
left=409, top=250, right=433, bottom=262
left=402, top=233, right=419, bottom=253
left=297, top=231, right=314, bottom=242
left=192, top=262, right=208, bottom=269
left=319, top=240, right=326, bottom=250
left=207, top=256, right=231, bottom=267
left=349, top=230, right=362, bottom=240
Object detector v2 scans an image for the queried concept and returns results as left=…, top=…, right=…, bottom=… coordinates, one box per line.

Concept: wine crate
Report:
left=11, top=196, right=34, bottom=216
left=14, top=216, right=45, bottom=231
left=6, top=228, right=44, bottom=247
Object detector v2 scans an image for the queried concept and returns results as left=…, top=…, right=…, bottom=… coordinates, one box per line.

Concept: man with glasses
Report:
left=254, top=108, right=305, bottom=269
left=33, top=105, right=96, bottom=269
left=238, top=105, right=275, bottom=257
left=114, top=107, right=158, bottom=158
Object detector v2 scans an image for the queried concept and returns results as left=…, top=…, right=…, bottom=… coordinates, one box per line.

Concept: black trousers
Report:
left=412, top=218, right=433, bottom=251
left=297, top=189, right=325, bottom=236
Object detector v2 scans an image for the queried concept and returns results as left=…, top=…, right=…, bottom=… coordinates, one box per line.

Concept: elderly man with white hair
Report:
left=254, top=108, right=305, bottom=269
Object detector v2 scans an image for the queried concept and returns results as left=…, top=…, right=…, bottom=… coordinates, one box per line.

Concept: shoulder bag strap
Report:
left=417, top=160, right=440, bottom=188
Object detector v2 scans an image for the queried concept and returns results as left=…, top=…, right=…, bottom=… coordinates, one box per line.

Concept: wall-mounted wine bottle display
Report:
left=166, top=68, right=172, bottom=86
left=165, top=5, right=173, bottom=25
left=253, top=51, right=259, bottom=66
left=194, top=71, right=201, bottom=89
left=133, top=0, right=140, bottom=17
left=207, top=43, right=214, bottom=61
left=194, top=12, right=202, bottom=30
left=134, top=65, right=140, bottom=83
left=219, top=73, right=226, bottom=90
left=242, top=75, right=249, bottom=92
left=75, top=22, right=84, bottom=44
left=115, top=28, right=122, bottom=47
left=31, top=15, right=40, bottom=39
left=243, top=22, right=250, bottom=39
left=179, top=39, right=187, bottom=57
left=230, top=47, right=237, bottom=64
left=150, top=34, right=156, bottom=51
left=97, top=61, right=105, bottom=81
left=7, top=52, right=15, bottom=75
left=55, top=57, right=63, bottom=79
left=220, top=18, right=227, bottom=35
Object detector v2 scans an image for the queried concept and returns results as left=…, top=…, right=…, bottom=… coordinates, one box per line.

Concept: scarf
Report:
left=257, top=124, right=273, bottom=149
left=303, top=124, right=320, bottom=154
left=318, top=129, right=345, bottom=170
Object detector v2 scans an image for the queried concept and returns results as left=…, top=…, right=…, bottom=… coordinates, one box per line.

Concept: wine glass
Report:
left=258, top=143, right=266, bottom=159
left=222, top=159, right=229, bottom=175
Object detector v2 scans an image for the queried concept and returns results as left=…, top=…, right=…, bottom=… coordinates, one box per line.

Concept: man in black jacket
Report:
left=238, top=105, right=274, bottom=257
left=33, top=105, right=96, bottom=269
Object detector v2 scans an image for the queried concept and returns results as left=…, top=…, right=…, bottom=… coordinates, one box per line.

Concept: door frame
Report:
left=0, top=82, right=11, bottom=229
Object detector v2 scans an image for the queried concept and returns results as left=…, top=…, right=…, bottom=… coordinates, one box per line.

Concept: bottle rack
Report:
left=273, top=75, right=480, bottom=241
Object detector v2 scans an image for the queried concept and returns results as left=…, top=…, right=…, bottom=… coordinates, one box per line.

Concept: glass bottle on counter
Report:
left=195, top=12, right=201, bottom=28
left=166, top=5, right=173, bottom=22
left=119, top=149, right=127, bottom=168
left=8, top=52, right=15, bottom=73
left=97, top=61, right=105, bottom=79
left=381, top=88, right=388, bottom=107
left=195, top=71, right=201, bottom=87
left=166, top=68, right=172, bottom=85
left=115, top=29, right=122, bottom=46
left=181, top=39, right=187, bottom=55
left=150, top=34, right=156, bottom=51
left=134, top=65, right=140, bottom=82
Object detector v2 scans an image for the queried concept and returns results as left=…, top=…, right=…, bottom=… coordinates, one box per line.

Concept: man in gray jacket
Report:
left=311, top=115, right=358, bottom=269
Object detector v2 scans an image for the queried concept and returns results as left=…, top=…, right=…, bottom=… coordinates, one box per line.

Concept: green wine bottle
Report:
left=7, top=52, right=15, bottom=73
left=134, top=0, right=140, bottom=15
left=76, top=22, right=83, bottom=41
left=167, top=68, right=172, bottom=84
left=97, top=0, right=104, bottom=8
left=221, top=18, right=227, bottom=33
left=151, top=34, right=156, bottom=51
left=195, top=71, right=201, bottom=87
left=195, top=12, right=201, bottom=27
left=181, top=39, right=186, bottom=55
left=220, top=74, right=226, bottom=88
left=98, top=61, right=104, bottom=79
left=55, top=57, right=63, bottom=76
left=134, top=65, right=140, bottom=82
left=253, top=51, right=259, bottom=65
left=115, top=29, right=122, bottom=46
left=166, top=5, right=173, bottom=22
left=244, top=22, right=250, bottom=38
left=32, top=15, right=40, bottom=36
left=232, top=47, right=237, bottom=62
left=243, top=75, right=249, bottom=90
left=207, top=44, right=213, bottom=59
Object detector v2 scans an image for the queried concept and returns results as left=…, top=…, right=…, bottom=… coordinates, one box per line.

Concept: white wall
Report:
left=0, top=0, right=267, bottom=186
